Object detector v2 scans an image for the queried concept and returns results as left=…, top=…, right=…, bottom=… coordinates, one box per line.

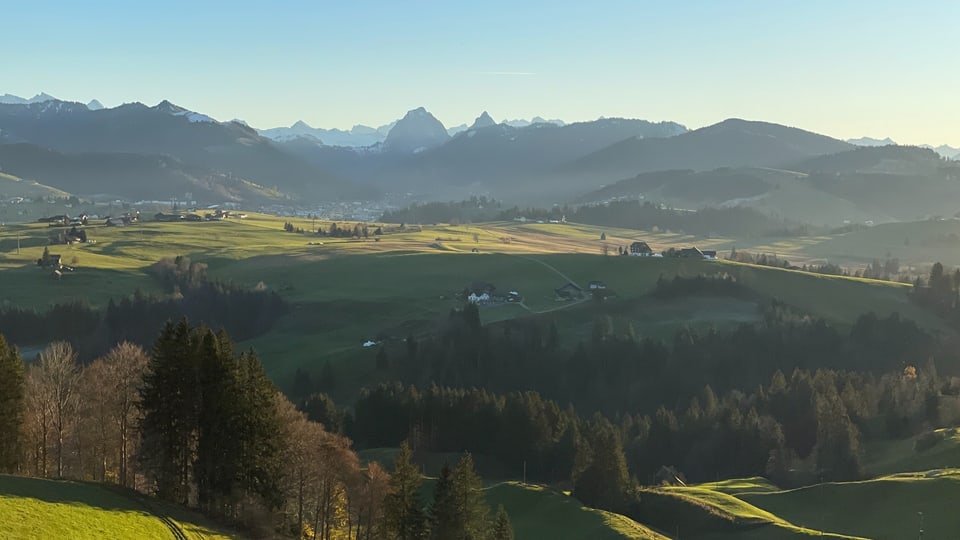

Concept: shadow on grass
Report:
left=0, top=475, right=145, bottom=513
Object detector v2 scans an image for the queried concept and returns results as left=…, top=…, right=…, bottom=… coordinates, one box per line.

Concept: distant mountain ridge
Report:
left=0, top=143, right=283, bottom=203
left=849, top=136, right=959, bottom=160
left=0, top=98, right=364, bottom=201
left=564, top=118, right=853, bottom=184
left=259, top=120, right=395, bottom=147
left=847, top=136, right=897, bottom=147
left=0, top=92, right=58, bottom=105
left=576, top=144, right=960, bottom=226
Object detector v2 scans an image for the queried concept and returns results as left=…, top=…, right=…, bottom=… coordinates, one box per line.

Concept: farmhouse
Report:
left=678, top=247, right=705, bottom=258
left=629, top=241, right=653, bottom=256
left=468, top=281, right=496, bottom=296
left=155, top=212, right=184, bottom=222
left=555, top=282, right=583, bottom=299
left=38, top=215, right=69, bottom=224
left=702, top=250, right=718, bottom=260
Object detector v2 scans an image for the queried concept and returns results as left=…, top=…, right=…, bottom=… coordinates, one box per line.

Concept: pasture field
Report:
left=0, top=474, right=238, bottom=540
left=0, top=214, right=947, bottom=395
left=643, top=486, right=864, bottom=539
left=740, top=470, right=960, bottom=540
left=862, top=425, right=960, bottom=477
left=484, top=482, right=668, bottom=540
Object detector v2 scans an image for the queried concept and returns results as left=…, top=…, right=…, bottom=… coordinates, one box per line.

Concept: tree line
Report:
left=373, top=302, right=936, bottom=418
left=380, top=198, right=806, bottom=237
left=0, top=283, right=286, bottom=362
left=0, top=325, right=514, bottom=539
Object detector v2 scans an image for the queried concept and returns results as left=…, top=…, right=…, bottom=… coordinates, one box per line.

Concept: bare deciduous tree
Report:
left=34, top=342, right=80, bottom=478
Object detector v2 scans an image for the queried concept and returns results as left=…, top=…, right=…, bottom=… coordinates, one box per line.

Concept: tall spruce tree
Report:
left=139, top=319, right=200, bottom=504
left=235, top=349, right=284, bottom=509
left=573, top=415, right=631, bottom=511
left=429, top=463, right=457, bottom=539
left=451, top=453, right=489, bottom=540
left=491, top=505, right=515, bottom=540
left=384, top=442, right=429, bottom=540
left=194, top=328, right=240, bottom=512
left=0, top=335, right=25, bottom=472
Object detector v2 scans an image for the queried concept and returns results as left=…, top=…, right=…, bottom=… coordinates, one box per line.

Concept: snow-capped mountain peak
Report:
left=0, top=92, right=59, bottom=105
left=152, top=100, right=217, bottom=123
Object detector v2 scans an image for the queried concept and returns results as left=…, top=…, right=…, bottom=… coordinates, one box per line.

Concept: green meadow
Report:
left=0, top=475, right=238, bottom=540
left=0, top=213, right=946, bottom=396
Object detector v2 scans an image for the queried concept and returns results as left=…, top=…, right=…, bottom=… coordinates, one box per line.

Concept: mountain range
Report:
left=1, top=92, right=958, bottom=226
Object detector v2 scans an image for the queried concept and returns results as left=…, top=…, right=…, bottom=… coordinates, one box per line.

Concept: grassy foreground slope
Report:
left=863, top=426, right=960, bottom=476
left=639, top=486, right=864, bottom=540
left=741, top=470, right=960, bottom=540
left=487, top=482, right=667, bottom=540
left=0, top=475, right=238, bottom=540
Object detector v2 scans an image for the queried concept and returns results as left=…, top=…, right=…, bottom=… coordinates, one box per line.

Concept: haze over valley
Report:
left=3, top=3, right=960, bottom=540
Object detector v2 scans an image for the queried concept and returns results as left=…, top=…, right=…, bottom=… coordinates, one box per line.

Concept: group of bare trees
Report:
left=276, top=397, right=390, bottom=539
left=19, top=340, right=146, bottom=485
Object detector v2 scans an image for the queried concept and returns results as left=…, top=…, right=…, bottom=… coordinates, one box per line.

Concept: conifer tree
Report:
left=384, top=441, right=429, bottom=540
left=0, top=335, right=25, bottom=473
left=451, top=453, right=489, bottom=540
left=195, top=328, right=240, bottom=512
left=573, top=416, right=630, bottom=511
left=491, top=505, right=515, bottom=540
left=429, top=463, right=457, bottom=540
left=139, top=319, right=199, bottom=503
left=235, top=349, right=284, bottom=509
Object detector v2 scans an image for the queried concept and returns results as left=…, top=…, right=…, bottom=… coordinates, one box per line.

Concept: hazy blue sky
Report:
left=4, top=1, right=958, bottom=144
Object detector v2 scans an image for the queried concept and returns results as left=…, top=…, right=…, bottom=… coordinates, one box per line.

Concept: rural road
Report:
left=103, top=484, right=189, bottom=540
left=518, top=256, right=580, bottom=288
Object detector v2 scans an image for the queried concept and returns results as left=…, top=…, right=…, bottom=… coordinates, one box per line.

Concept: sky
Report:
left=3, top=0, right=959, bottom=145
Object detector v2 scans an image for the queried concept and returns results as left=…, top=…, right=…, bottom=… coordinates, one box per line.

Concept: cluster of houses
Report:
left=628, top=241, right=716, bottom=259
left=38, top=214, right=89, bottom=227
left=464, top=281, right=522, bottom=304
left=154, top=209, right=247, bottom=223
left=105, top=212, right=140, bottom=226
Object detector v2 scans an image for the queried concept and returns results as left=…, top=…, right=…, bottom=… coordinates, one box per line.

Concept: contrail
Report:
left=472, top=71, right=537, bottom=76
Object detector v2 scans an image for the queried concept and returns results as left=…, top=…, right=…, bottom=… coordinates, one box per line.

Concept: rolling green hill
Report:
left=0, top=171, right=69, bottom=200
left=0, top=475, right=239, bottom=540
left=740, top=471, right=960, bottom=540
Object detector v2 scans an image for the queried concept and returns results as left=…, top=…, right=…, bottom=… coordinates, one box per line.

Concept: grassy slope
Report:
left=0, top=475, right=238, bottom=540
left=0, top=171, right=70, bottom=199
left=862, top=426, right=960, bottom=477
left=487, top=482, right=667, bottom=540
left=644, top=486, right=864, bottom=539
left=740, top=471, right=960, bottom=540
